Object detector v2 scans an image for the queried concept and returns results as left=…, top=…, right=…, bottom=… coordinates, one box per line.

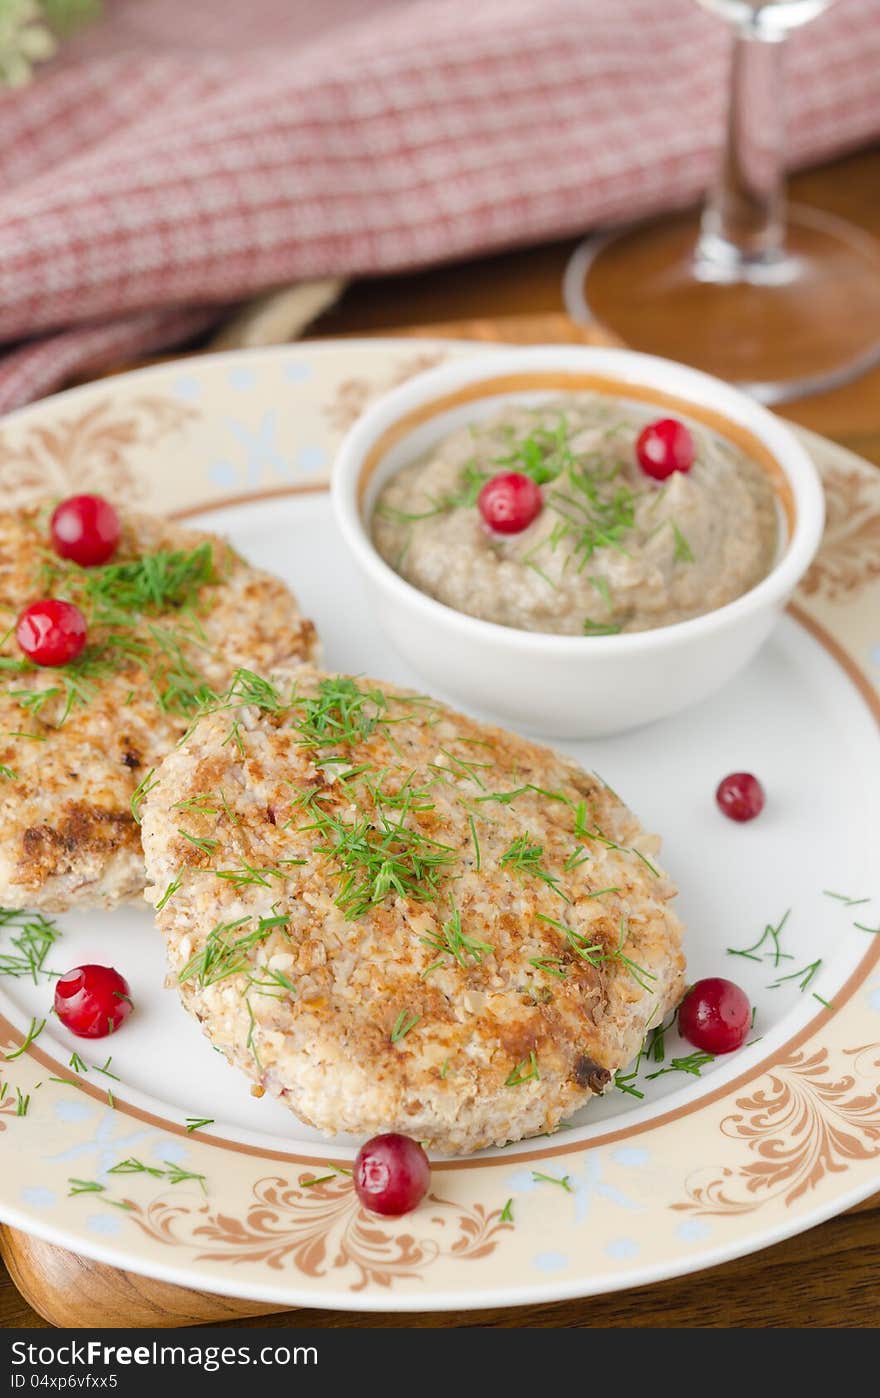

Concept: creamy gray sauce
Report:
left=371, top=394, right=779, bottom=636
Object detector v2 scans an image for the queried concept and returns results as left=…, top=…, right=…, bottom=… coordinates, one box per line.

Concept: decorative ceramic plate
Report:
left=0, top=340, right=878, bottom=1313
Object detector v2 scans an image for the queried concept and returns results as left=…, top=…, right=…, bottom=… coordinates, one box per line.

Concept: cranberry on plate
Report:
left=678, top=977, right=751, bottom=1054
left=50, top=494, right=121, bottom=567
left=716, top=772, right=765, bottom=823
left=16, top=599, right=87, bottom=667
left=354, top=1132, right=431, bottom=1216
left=54, top=965, right=133, bottom=1039
left=636, top=418, right=696, bottom=481
left=478, top=472, right=542, bottom=534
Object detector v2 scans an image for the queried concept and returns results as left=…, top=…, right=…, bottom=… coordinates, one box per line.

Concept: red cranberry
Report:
left=478, top=472, right=542, bottom=534
left=50, top=495, right=121, bottom=567
left=678, top=977, right=751, bottom=1054
left=54, top=965, right=133, bottom=1039
left=716, top=772, right=765, bottom=822
left=636, top=418, right=696, bottom=481
left=354, top=1132, right=431, bottom=1216
left=16, top=600, right=87, bottom=667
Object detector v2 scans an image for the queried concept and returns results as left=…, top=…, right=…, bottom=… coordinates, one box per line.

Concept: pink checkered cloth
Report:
left=1, top=0, right=879, bottom=411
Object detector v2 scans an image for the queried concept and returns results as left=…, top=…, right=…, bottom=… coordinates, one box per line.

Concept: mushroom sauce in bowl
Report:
left=333, top=347, right=824, bottom=737
left=370, top=394, right=779, bottom=637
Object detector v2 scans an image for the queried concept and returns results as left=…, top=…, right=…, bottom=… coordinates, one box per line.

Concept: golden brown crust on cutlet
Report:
left=0, top=505, right=319, bottom=909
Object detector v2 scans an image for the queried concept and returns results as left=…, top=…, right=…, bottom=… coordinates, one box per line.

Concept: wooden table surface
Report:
left=2, top=145, right=879, bottom=1330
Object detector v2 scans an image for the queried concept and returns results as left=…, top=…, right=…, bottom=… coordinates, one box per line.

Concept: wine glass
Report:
left=563, top=1, right=880, bottom=404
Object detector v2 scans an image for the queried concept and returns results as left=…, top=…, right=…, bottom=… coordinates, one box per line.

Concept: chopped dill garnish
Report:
left=500, top=835, right=569, bottom=901
left=420, top=907, right=491, bottom=969
left=293, top=675, right=392, bottom=750
left=531, top=1171, right=572, bottom=1192
left=130, top=769, right=158, bottom=824
left=500, top=1198, right=514, bottom=1223
left=505, top=1050, right=539, bottom=1087
left=300, top=1173, right=337, bottom=1188
left=185, top=1118, right=214, bottom=1133
left=78, top=543, right=216, bottom=622
left=245, top=996, right=262, bottom=1070
left=0, top=908, right=62, bottom=983
left=854, top=922, right=880, bottom=935
left=5, top=1015, right=45, bottom=1061
left=563, top=845, right=590, bottom=872
left=309, top=799, right=456, bottom=921
left=646, top=1011, right=675, bottom=1063
left=11, top=543, right=222, bottom=728
left=155, top=875, right=183, bottom=912
left=177, top=829, right=219, bottom=855
left=608, top=918, right=657, bottom=992
left=94, top=1056, right=119, bottom=1080
left=69, top=1051, right=88, bottom=1074
left=528, top=956, right=567, bottom=979
left=213, top=860, right=303, bottom=889
left=727, top=909, right=792, bottom=967
left=645, top=1050, right=715, bottom=1080
left=582, top=618, right=622, bottom=636
left=768, top=958, right=822, bottom=992
left=588, top=575, right=613, bottom=611
left=671, top=521, right=695, bottom=563
left=68, top=1179, right=105, bottom=1196
left=390, top=1009, right=421, bottom=1043
left=178, top=914, right=287, bottom=988
left=468, top=813, right=481, bottom=871
left=108, top=1157, right=207, bottom=1191
left=445, top=461, right=492, bottom=508
left=15, top=1087, right=29, bottom=1116
left=615, top=1047, right=646, bottom=1098
left=823, top=890, right=871, bottom=907
left=536, top=913, right=654, bottom=991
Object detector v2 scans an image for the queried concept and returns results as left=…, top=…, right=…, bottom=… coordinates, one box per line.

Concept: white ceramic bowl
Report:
left=332, top=347, right=825, bottom=738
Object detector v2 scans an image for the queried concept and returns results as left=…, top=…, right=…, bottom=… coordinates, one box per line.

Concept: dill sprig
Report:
left=0, top=908, right=62, bottom=983
left=4, top=1015, right=45, bottom=1061
left=645, top=1050, right=715, bottom=1080
left=768, top=958, right=822, bottom=992
left=582, top=618, right=622, bottom=636
left=531, top=1171, right=572, bottom=1191
left=390, top=1010, right=421, bottom=1043
left=310, top=799, right=457, bottom=921
left=130, top=769, right=158, bottom=824
left=420, top=907, right=491, bottom=969
left=671, top=521, right=695, bottom=563
left=178, top=914, right=289, bottom=988
left=528, top=956, right=567, bottom=979
left=823, top=890, right=871, bottom=908
left=536, top=913, right=655, bottom=992
left=68, top=1179, right=105, bottom=1197
left=500, top=835, right=569, bottom=901
left=108, top=1157, right=207, bottom=1191
left=76, top=543, right=216, bottom=624
left=505, top=1050, right=539, bottom=1087
left=727, top=910, right=792, bottom=967
left=12, top=542, right=222, bottom=727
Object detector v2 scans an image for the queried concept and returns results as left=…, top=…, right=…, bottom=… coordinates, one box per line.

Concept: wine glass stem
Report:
left=696, top=23, right=787, bottom=280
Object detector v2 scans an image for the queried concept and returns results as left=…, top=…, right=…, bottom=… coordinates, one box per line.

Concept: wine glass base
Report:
left=564, top=204, right=880, bottom=405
